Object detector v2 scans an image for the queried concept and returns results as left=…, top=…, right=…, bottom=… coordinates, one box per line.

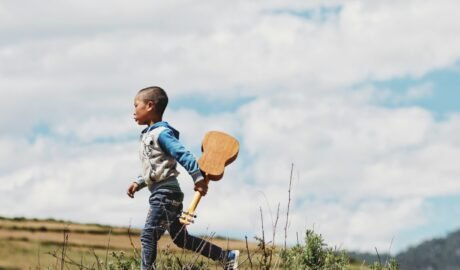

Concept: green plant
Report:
left=110, top=251, right=140, bottom=270
left=254, top=235, right=277, bottom=270
left=369, top=258, right=399, bottom=270
left=280, top=229, right=349, bottom=270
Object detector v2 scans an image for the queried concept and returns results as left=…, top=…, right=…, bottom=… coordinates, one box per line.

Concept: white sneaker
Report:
left=223, top=250, right=240, bottom=270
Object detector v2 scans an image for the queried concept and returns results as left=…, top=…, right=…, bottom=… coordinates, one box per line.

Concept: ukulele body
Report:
left=179, top=131, right=239, bottom=225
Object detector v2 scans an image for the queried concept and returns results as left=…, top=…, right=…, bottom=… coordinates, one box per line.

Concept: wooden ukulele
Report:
left=179, top=131, right=239, bottom=225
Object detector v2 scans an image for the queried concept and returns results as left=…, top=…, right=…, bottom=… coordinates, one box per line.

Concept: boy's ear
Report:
left=146, top=100, right=155, bottom=112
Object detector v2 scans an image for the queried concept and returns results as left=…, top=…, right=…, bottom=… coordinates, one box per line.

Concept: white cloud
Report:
left=231, top=89, right=460, bottom=251
left=2, top=0, right=460, bottom=99
left=1, top=0, right=460, bottom=253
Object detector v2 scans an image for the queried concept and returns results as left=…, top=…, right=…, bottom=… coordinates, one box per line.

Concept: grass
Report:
left=0, top=216, right=385, bottom=270
left=0, top=217, right=259, bottom=269
left=0, top=215, right=402, bottom=269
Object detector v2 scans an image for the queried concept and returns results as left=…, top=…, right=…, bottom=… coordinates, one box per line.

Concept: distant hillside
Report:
left=350, top=229, right=460, bottom=270
left=396, top=230, right=460, bottom=270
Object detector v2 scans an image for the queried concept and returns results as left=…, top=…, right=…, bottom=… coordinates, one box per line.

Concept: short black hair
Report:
left=137, top=86, right=168, bottom=116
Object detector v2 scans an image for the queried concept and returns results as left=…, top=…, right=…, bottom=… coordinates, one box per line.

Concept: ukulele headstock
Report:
left=179, top=210, right=196, bottom=225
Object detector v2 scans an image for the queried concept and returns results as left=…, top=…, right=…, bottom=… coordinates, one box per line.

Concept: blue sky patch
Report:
left=396, top=195, right=460, bottom=253
left=27, top=122, right=52, bottom=144
left=365, top=66, right=460, bottom=120
left=270, top=5, right=342, bottom=22
left=27, top=122, right=136, bottom=145
left=170, top=94, right=255, bottom=115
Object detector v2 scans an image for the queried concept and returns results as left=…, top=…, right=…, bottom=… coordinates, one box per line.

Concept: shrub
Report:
left=109, top=251, right=140, bottom=270
left=280, top=229, right=349, bottom=270
left=370, top=258, right=400, bottom=270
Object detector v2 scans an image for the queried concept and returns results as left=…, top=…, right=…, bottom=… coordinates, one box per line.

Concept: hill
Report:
left=350, top=229, right=460, bottom=270
left=396, top=229, right=460, bottom=270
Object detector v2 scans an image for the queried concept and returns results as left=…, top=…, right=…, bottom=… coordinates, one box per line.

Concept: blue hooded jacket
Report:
left=136, top=121, right=204, bottom=190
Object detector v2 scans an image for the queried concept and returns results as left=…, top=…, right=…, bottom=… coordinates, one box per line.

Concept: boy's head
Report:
left=133, top=86, right=168, bottom=125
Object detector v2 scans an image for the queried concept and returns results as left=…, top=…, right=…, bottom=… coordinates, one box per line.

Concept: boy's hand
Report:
left=194, top=179, right=208, bottom=196
left=127, top=182, right=139, bottom=198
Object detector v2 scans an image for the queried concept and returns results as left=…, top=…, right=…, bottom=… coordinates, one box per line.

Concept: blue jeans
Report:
left=140, top=189, right=226, bottom=270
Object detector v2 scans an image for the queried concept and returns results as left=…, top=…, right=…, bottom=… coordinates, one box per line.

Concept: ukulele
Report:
left=179, top=131, right=239, bottom=225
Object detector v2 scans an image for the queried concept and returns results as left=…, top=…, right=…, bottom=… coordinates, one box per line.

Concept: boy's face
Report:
left=133, top=95, right=155, bottom=125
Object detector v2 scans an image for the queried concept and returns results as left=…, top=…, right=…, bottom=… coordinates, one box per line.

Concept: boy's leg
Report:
left=169, top=219, right=226, bottom=261
left=140, top=194, right=167, bottom=270
left=163, top=191, right=240, bottom=269
left=160, top=190, right=227, bottom=261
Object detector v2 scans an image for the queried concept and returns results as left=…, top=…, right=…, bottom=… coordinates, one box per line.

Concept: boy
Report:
left=126, top=86, right=239, bottom=270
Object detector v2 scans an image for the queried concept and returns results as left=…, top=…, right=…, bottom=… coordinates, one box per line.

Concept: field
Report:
left=0, top=216, right=376, bottom=270
left=0, top=216, right=260, bottom=270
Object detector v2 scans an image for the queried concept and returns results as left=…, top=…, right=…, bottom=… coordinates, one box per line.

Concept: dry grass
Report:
left=0, top=217, right=259, bottom=270
left=0, top=219, right=135, bottom=234
left=0, top=218, right=372, bottom=270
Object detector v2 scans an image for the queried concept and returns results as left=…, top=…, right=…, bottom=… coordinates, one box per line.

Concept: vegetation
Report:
left=0, top=213, right=404, bottom=269
left=11, top=212, right=460, bottom=270
left=280, top=229, right=349, bottom=270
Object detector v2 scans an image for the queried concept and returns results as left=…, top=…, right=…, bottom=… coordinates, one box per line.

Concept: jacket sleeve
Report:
left=157, top=129, right=204, bottom=183
left=134, top=175, right=147, bottom=190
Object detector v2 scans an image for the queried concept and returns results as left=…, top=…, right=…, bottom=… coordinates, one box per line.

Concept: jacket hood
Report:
left=142, top=121, right=180, bottom=138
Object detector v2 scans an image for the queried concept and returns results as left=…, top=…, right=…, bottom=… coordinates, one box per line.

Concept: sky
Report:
left=1, top=0, right=460, bottom=254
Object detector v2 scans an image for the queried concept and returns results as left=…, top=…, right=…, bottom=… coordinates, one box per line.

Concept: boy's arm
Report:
left=127, top=176, right=146, bottom=198
left=157, top=129, right=204, bottom=183
left=127, top=175, right=146, bottom=198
